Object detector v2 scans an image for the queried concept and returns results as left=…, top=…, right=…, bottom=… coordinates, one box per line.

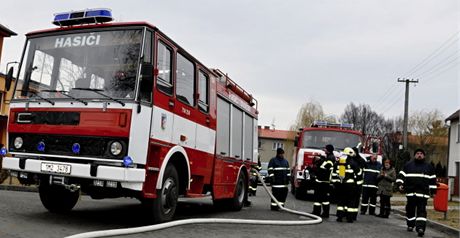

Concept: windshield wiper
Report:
left=17, top=90, right=55, bottom=105
left=42, top=90, right=88, bottom=106
left=71, top=88, right=125, bottom=106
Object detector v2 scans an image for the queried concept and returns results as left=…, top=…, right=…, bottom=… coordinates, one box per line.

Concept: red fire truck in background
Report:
left=291, top=121, right=382, bottom=199
left=2, top=9, right=259, bottom=223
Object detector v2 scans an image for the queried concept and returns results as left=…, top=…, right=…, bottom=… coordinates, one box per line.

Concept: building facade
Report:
left=258, top=126, right=296, bottom=166
left=446, top=110, right=459, bottom=196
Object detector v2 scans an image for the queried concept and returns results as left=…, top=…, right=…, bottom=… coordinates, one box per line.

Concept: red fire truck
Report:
left=291, top=121, right=382, bottom=199
left=1, top=9, right=259, bottom=223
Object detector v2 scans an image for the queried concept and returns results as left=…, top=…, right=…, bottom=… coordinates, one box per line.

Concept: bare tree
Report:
left=290, top=100, right=329, bottom=130
left=341, top=103, right=389, bottom=136
left=408, top=109, right=447, bottom=158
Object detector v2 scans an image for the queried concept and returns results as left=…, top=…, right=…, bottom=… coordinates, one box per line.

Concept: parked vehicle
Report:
left=2, top=8, right=259, bottom=223
left=291, top=121, right=382, bottom=199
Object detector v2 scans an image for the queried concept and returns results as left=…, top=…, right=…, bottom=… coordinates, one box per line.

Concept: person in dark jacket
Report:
left=396, top=148, right=437, bottom=237
left=376, top=158, right=396, bottom=218
left=350, top=147, right=365, bottom=220
left=312, top=144, right=335, bottom=218
left=360, top=154, right=382, bottom=215
left=267, top=148, right=290, bottom=211
left=331, top=147, right=360, bottom=223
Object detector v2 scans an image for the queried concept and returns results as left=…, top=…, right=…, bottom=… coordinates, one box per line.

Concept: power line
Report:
left=420, top=60, right=459, bottom=84
left=375, top=86, right=404, bottom=112
left=403, top=31, right=459, bottom=77
left=413, top=50, right=459, bottom=78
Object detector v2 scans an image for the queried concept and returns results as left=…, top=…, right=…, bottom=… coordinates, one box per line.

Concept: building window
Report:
left=457, top=123, right=460, bottom=143
left=272, top=142, right=284, bottom=150
left=176, top=53, right=195, bottom=106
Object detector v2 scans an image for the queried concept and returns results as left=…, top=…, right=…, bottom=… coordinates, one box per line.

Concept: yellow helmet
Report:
left=343, top=147, right=356, bottom=157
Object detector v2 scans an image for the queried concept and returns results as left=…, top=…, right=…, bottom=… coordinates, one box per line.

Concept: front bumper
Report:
left=2, top=156, right=145, bottom=190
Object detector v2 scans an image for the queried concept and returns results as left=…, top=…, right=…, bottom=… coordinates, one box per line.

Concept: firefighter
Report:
left=396, top=149, right=437, bottom=237
left=249, top=158, right=262, bottom=196
left=350, top=147, right=365, bottom=220
left=360, top=154, right=382, bottom=215
left=267, top=148, right=290, bottom=211
left=331, top=147, right=359, bottom=223
left=312, top=144, right=335, bottom=218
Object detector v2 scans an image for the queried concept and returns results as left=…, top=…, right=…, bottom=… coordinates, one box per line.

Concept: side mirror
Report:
left=5, top=67, right=14, bottom=91
left=294, top=136, right=299, bottom=147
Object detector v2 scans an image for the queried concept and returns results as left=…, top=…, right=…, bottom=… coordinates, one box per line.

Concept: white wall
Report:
left=448, top=120, right=460, bottom=177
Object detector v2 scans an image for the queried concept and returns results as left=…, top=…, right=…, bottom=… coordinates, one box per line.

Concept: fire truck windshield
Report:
left=14, top=29, right=143, bottom=101
left=302, top=130, right=362, bottom=151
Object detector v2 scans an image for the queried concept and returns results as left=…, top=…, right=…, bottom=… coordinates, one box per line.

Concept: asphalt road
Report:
left=0, top=187, right=454, bottom=238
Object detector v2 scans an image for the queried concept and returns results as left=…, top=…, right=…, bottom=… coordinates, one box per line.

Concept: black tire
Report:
left=213, top=171, right=247, bottom=211
left=145, top=165, right=179, bottom=223
left=38, top=179, right=80, bottom=213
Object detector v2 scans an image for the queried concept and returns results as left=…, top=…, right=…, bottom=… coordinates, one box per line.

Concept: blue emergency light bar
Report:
left=53, top=8, right=113, bottom=26
left=312, top=120, right=354, bottom=129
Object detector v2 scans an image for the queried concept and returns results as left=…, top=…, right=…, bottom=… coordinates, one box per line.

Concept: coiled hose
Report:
left=66, top=171, right=322, bottom=238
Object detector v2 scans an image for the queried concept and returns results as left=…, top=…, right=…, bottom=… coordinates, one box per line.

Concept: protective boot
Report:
left=382, top=207, right=390, bottom=218
left=312, top=203, right=321, bottom=216
left=321, top=204, right=330, bottom=218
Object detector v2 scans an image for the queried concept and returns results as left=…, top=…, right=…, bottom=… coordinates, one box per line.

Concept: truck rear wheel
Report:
left=213, top=171, right=247, bottom=211
left=38, top=179, right=80, bottom=213
left=145, top=165, right=179, bottom=223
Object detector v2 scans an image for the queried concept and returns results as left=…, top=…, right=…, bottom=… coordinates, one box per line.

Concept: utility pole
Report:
left=398, top=78, right=419, bottom=150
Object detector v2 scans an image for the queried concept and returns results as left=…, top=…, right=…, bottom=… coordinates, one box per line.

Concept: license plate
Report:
left=41, top=162, right=71, bottom=175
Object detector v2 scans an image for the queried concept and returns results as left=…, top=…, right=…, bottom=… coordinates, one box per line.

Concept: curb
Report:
left=0, top=184, right=38, bottom=193
left=392, top=208, right=460, bottom=237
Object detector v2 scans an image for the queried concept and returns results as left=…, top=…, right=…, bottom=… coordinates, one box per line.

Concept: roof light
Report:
left=53, top=8, right=113, bottom=26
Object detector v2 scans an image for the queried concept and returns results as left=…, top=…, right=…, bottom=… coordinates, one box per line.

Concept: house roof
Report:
left=445, top=109, right=459, bottom=122
left=258, top=128, right=296, bottom=140
left=0, top=24, right=16, bottom=37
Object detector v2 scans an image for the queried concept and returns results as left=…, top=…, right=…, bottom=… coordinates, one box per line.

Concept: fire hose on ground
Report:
left=65, top=171, right=322, bottom=238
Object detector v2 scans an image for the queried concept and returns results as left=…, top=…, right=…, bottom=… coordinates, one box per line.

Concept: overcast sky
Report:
left=0, top=0, right=458, bottom=130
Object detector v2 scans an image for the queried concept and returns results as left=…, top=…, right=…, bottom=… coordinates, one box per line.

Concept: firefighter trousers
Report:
left=351, top=184, right=362, bottom=220
left=335, top=183, right=357, bottom=221
left=249, top=176, right=258, bottom=196
left=271, top=186, right=288, bottom=210
left=406, top=196, right=428, bottom=232
left=361, top=186, right=378, bottom=215
left=312, top=182, right=330, bottom=216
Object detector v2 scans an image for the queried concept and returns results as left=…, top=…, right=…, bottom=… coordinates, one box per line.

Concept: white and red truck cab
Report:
left=1, top=9, right=259, bottom=223
left=291, top=121, right=382, bottom=199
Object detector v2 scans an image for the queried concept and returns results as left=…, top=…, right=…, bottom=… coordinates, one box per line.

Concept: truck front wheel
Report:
left=38, top=179, right=80, bottom=213
left=144, top=165, right=179, bottom=223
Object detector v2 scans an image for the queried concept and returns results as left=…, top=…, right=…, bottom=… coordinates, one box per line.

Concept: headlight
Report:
left=110, top=141, right=123, bottom=156
left=14, top=137, right=23, bottom=149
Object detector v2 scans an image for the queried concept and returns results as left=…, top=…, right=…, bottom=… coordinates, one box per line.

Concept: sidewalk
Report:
left=392, top=194, right=460, bottom=202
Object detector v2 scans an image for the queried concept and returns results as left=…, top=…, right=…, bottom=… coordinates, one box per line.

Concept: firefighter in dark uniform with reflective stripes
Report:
left=350, top=147, right=365, bottom=220
left=331, top=147, right=360, bottom=223
left=249, top=158, right=262, bottom=196
left=312, top=144, right=335, bottom=218
left=360, top=154, right=382, bottom=215
left=267, top=148, right=290, bottom=210
left=396, top=149, right=437, bottom=237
